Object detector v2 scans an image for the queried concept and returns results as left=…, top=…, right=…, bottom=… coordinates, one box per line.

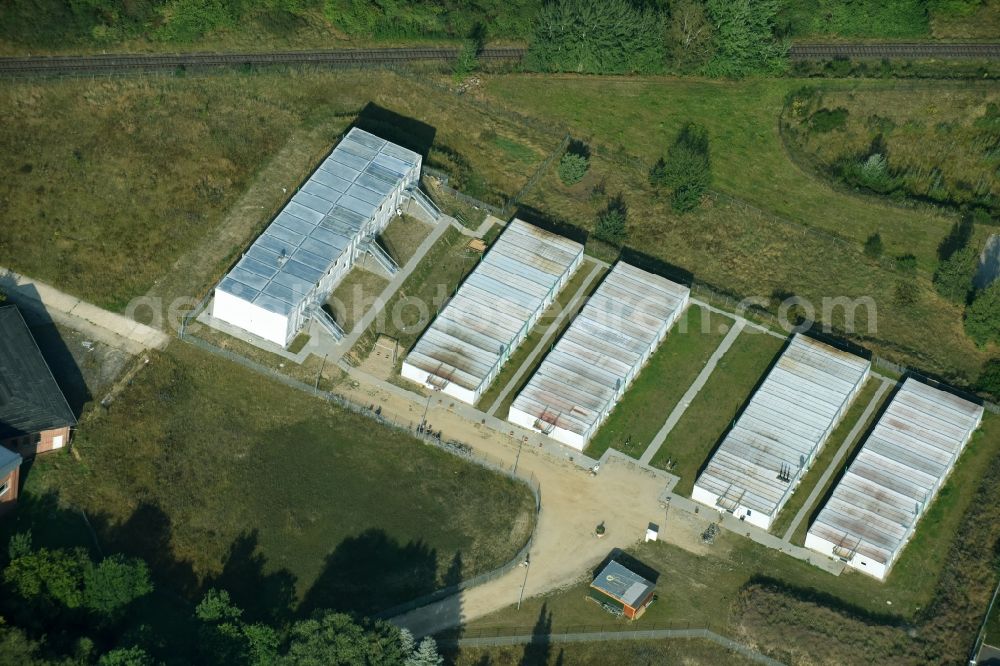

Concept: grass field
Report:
left=987, top=599, right=1000, bottom=646
left=327, top=266, right=389, bottom=334
left=768, top=377, right=889, bottom=540
left=475, top=261, right=602, bottom=416
left=651, top=330, right=786, bottom=495
left=379, top=215, right=434, bottom=266
left=351, top=227, right=480, bottom=361
left=783, top=84, right=1000, bottom=216
left=0, top=70, right=558, bottom=310
left=447, top=638, right=760, bottom=665
left=584, top=306, right=730, bottom=460
left=490, top=80, right=990, bottom=385
left=466, top=411, right=1000, bottom=639
left=26, top=342, right=536, bottom=620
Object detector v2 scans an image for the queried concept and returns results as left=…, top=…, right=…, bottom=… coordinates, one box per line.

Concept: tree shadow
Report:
left=299, top=528, right=441, bottom=618
left=519, top=603, right=552, bottom=666
left=202, top=530, right=297, bottom=625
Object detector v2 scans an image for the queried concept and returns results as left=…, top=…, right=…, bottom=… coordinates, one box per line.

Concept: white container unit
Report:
left=805, top=378, right=983, bottom=581
left=508, top=262, right=690, bottom=450
left=401, top=219, right=583, bottom=405
left=212, top=128, right=421, bottom=347
left=691, top=335, right=871, bottom=530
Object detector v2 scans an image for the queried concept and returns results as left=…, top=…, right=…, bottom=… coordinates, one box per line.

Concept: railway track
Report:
left=0, top=46, right=529, bottom=75
left=0, top=41, right=996, bottom=76
left=790, top=42, right=1000, bottom=60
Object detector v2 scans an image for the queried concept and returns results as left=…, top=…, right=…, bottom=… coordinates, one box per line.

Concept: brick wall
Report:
left=2, top=426, right=71, bottom=457
left=0, top=465, right=19, bottom=517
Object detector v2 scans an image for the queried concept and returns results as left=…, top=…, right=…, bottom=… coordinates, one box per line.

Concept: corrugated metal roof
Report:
left=510, top=263, right=689, bottom=441
left=694, top=335, right=870, bottom=518
left=807, top=378, right=984, bottom=566
left=0, top=306, right=77, bottom=439
left=405, top=219, right=583, bottom=394
left=590, top=560, right=655, bottom=607
left=217, top=128, right=419, bottom=316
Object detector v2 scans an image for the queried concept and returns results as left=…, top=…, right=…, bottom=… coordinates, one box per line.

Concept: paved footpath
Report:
left=1, top=267, right=169, bottom=354
left=327, top=215, right=455, bottom=361
left=781, top=377, right=894, bottom=542
left=639, top=318, right=744, bottom=465
left=485, top=259, right=604, bottom=416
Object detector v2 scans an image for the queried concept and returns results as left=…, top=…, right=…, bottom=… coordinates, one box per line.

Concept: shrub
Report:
left=965, top=281, right=1000, bottom=346
left=704, top=0, right=788, bottom=78
left=895, top=253, right=918, bottom=273
left=648, top=158, right=667, bottom=187
left=978, top=358, right=1000, bottom=397
left=841, top=153, right=902, bottom=194
left=594, top=195, right=628, bottom=246
left=526, top=0, right=666, bottom=75
left=933, top=246, right=978, bottom=303
left=661, top=122, right=711, bottom=212
left=863, top=232, right=884, bottom=259
left=809, top=107, right=849, bottom=133
left=557, top=152, right=589, bottom=186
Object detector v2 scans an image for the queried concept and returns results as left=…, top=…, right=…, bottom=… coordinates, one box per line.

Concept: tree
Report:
left=196, top=589, right=278, bottom=666
left=938, top=214, right=975, bottom=261
left=557, top=152, right=589, bottom=186
left=83, top=555, right=153, bottom=620
left=281, top=611, right=406, bottom=666
left=527, top=0, right=666, bottom=75
left=406, top=637, right=443, bottom=666
left=933, top=246, right=977, bottom=303
left=864, top=233, right=884, bottom=259
left=978, top=358, right=1000, bottom=397
left=666, top=0, right=715, bottom=72
left=98, top=646, right=154, bottom=666
left=594, top=195, right=628, bottom=245
left=965, top=281, right=1000, bottom=347
left=704, top=0, right=787, bottom=78
left=3, top=547, right=89, bottom=613
left=661, top=122, right=711, bottom=211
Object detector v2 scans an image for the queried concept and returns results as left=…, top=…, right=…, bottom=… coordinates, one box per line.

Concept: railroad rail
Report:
left=789, top=42, right=1000, bottom=60
left=0, top=46, right=528, bottom=75
left=1, top=42, right=997, bottom=76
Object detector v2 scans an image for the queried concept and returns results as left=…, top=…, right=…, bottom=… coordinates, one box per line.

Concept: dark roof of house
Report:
left=0, top=445, right=21, bottom=479
left=0, top=306, right=76, bottom=439
left=590, top=560, right=655, bottom=608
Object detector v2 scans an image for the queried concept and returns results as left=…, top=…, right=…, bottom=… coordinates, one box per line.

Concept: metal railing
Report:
left=406, top=185, right=442, bottom=221
left=363, top=238, right=400, bottom=275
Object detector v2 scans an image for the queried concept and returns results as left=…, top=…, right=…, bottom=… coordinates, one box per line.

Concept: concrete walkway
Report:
left=639, top=319, right=745, bottom=465
left=485, top=260, right=604, bottom=416
left=327, top=215, right=455, bottom=361
left=0, top=267, right=169, bottom=354
left=781, top=378, right=894, bottom=542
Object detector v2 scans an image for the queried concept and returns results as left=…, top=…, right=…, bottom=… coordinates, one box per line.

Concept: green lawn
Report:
left=768, top=377, right=889, bottom=539
left=327, top=266, right=389, bottom=334
left=379, top=214, right=434, bottom=266
left=28, top=342, right=536, bottom=622
left=350, top=226, right=481, bottom=361
left=584, top=305, right=730, bottom=460
left=448, top=639, right=760, bottom=665
left=0, top=70, right=558, bottom=310
left=475, top=262, right=603, bottom=415
left=987, top=598, right=1000, bottom=647
left=651, top=330, right=786, bottom=496
left=509, top=109, right=987, bottom=385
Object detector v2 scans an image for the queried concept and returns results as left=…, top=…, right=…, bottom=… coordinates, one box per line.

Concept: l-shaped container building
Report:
left=212, top=128, right=421, bottom=347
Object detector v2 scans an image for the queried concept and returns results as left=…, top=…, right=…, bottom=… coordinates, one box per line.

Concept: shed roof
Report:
left=590, top=560, right=655, bottom=607
left=694, top=335, right=870, bottom=518
left=0, top=306, right=77, bottom=440
left=217, top=128, right=419, bottom=316
left=511, top=262, right=689, bottom=439
left=807, top=378, right=983, bottom=566
left=405, top=219, right=583, bottom=394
